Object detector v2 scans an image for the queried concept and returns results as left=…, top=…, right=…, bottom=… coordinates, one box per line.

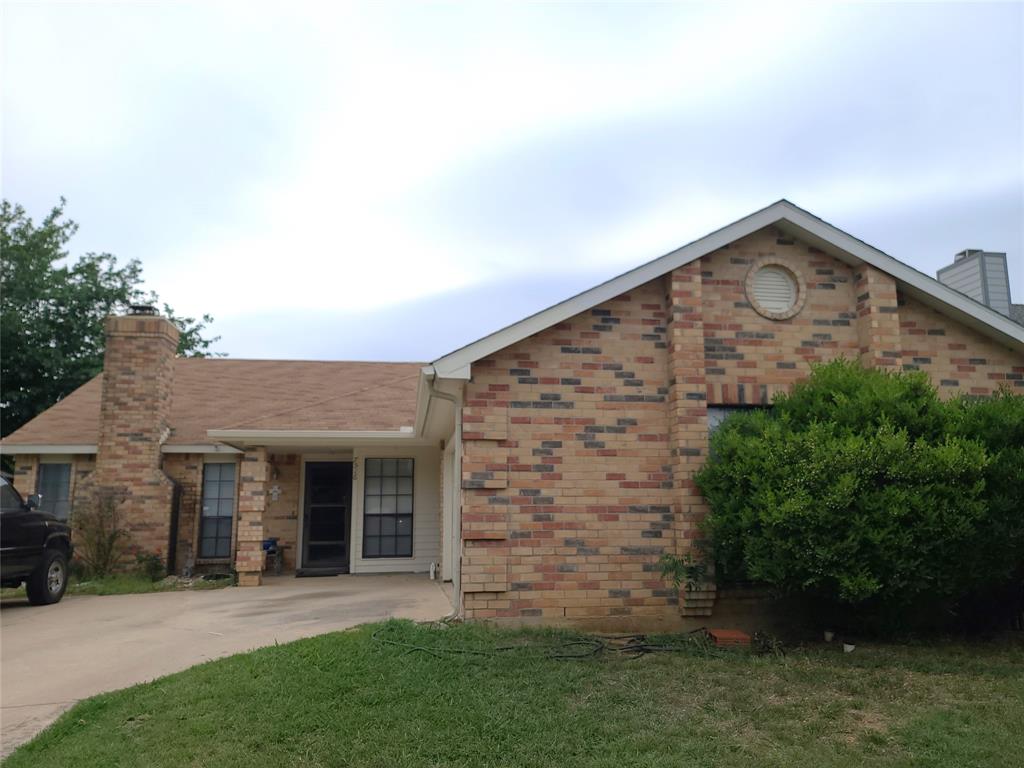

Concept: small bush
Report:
left=135, top=552, right=166, bottom=582
left=697, top=360, right=1024, bottom=630
left=73, top=490, right=129, bottom=578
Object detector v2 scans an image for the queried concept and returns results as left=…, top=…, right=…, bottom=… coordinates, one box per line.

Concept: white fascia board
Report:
left=430, top=201, right=792, bottom=377
left=773, top=204, right=1024, bottom=350
left=0, top=444, right=97, bottom=455
left=413, top=372, right=431, bottom=436
left=161, top=444, right=242, bottom=454
left=430, top=199, right=1023, bottom=376
left=205, top=429, right=426, bottom=448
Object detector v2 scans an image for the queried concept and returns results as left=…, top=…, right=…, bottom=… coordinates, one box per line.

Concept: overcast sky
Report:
left=3, top=2, right=1022, bottom=361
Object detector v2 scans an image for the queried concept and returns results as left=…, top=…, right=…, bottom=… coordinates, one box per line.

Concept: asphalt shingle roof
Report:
left=3, top=359, right=422, bottom=446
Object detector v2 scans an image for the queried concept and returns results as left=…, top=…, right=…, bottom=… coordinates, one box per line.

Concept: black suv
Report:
left=0, top=476, right=72, bottom=605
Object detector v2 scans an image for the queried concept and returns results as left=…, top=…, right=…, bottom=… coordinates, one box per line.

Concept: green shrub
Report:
left=73, top=491, right=129, bottom=578
left=697, top=360, right=1024, bottom=625
left=135, top=552, right=166, bottom=582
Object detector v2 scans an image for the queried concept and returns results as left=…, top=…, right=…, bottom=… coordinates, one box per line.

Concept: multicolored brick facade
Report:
left=459, top=225, right=1024, bottom=627
left=5, top=209, right=1022, bottom=626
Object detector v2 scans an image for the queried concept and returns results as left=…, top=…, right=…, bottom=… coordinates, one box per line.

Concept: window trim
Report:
left=361, top=457, right=415, bottom=559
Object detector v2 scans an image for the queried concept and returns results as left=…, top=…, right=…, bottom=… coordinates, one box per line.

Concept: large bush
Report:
left=697, top=360, right=1024, bottom=623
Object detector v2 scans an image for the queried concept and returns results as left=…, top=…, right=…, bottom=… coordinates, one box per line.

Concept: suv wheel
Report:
left=25, top=549, right=69, bottom=606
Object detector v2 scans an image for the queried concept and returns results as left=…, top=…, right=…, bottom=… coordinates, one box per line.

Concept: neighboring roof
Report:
left=1011, top=304, right=1024, bottom=327
left=430, top=199, right=1024, bottom=378
left=2, top=359, right=422, bottom=451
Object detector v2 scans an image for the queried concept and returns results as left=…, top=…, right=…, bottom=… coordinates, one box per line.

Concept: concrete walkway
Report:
left=0, top=573, right=452, bottom=756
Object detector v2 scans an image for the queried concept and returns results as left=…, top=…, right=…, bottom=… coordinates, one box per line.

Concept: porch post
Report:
left=235, top=447, right=268, bottom=586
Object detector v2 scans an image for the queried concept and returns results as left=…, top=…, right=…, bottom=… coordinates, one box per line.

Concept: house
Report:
left=3, top=200, right=1023, bottom=628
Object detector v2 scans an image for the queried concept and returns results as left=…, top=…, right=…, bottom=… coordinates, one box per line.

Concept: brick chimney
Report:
left=94, top=305, right=179, bottom=559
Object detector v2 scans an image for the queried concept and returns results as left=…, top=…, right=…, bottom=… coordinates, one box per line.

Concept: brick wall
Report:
left=460, top=225, right=1024, bottom=627
left=462, top=278, right=677, bottom=625
left=12, top=455, right=38, bottom=499
left=162, top=453, right=202, bottom=573
left=264, top=453, right=300, bottom=571
left=235, top=448, right=268, bottom=585
left=700, top=227, right=861, bottom=404
left=899, top=294, right=1023, bottom=396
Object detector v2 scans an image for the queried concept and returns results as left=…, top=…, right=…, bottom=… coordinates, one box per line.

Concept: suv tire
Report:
left=25, top=549, right=69, bottom=605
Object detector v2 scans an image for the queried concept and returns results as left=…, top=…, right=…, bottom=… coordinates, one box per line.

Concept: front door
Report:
left=301, top=462, right=352, bottom=572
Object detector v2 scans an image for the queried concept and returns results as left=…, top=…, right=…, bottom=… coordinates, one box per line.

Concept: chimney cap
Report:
left=955, top=249, right=983, bottom=262
left=128, top=304, right=159, bottom=316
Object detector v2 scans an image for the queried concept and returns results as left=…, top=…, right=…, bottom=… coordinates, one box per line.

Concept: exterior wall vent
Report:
left=752, top=266, right=797, bottom=313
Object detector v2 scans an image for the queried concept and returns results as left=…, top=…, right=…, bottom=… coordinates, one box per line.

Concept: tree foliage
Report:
left=1, top=199, right=222, bottom=437
left=697, top=360, right=1024, bottom=618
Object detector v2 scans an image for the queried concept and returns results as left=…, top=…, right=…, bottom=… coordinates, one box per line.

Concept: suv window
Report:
left=1, top=479, right=25, bottom=514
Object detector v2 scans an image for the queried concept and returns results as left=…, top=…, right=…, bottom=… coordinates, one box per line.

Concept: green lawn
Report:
left=6, top=621, right=1023, bottom=768
left=0, top=573, right=230, bottom=600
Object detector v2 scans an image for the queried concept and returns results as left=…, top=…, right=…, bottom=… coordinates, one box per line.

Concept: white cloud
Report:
left=3, top=1, right=1021, bottom=344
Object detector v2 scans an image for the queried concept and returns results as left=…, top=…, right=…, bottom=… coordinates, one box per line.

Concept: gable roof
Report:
left=429, top=199, right=1024, bottom=378
left=2, top=359, right=422, bottom=452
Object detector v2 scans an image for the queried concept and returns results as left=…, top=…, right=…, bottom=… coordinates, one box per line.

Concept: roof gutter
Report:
left=0, top=444, right=98, bottom=455
left=205, top=428, right=422, bottom=449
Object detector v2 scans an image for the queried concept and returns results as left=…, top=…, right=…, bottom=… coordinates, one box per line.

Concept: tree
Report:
left=695, top=360, right=1024, bottom=628
left=1, top=198, right=222, bottom=438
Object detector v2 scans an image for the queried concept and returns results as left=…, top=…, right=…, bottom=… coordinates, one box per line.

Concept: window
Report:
left=707, top=406, right=771, bottom=455
left=37, top=463, right=71, bottom=520
left=199, top=462, right=236, bottom=559
left=363, top=458, right=413, bottom=558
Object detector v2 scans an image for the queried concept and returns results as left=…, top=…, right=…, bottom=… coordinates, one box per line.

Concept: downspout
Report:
left=424, top=368, right=463, bottom=619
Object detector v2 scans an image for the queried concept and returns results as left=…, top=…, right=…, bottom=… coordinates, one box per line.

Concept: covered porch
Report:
left=197, top=379, right=462, bottom=587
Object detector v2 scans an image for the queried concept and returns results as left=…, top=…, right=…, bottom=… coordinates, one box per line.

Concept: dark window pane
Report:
left=362, top=458, right=414, bottom=558
left=200, top=464, right=236, bottom=558
left=310, top=508, right=347, bottom=540
left=37, top=463, right=71, bottom=520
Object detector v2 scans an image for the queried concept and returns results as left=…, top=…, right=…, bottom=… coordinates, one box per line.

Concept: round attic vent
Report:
left=753, top=267, right=797, bottom=312
left=745, top=260, right=806, bottom=320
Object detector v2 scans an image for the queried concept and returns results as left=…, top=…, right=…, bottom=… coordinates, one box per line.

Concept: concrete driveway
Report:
left=0, top=573, right=452, bottom=756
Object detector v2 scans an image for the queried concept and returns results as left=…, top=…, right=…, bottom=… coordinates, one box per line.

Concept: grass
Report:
left=5, top=621, right=1023, bottom=768
left=0, top=573, right=231, bottom=599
